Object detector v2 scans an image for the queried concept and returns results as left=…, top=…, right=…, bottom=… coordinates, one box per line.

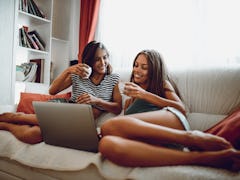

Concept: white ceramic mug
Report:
left=118, top=81, right=126, bottom=94
left=82, top=66, right=92, bottom=79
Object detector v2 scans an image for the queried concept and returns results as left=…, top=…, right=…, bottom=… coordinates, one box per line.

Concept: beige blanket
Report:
left=0, top=131, right=239, bottom=180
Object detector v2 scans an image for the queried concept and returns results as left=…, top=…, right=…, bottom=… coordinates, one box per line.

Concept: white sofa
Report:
left=0, top=65, right=240, bottom=180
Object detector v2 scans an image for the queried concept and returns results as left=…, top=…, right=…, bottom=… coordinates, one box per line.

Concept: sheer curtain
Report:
left=95, top=0, right=240, bottom=71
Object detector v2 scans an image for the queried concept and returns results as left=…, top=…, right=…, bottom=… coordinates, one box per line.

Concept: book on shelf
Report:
left=19, top=26, right=45, bottom=51
left=19, top=0, right=45, bottom=18
left=19, top=0, right=27, bottom=12
left=28, top=0, right=45, bottom=18
left=19, top=26, right=30, bottom=48
left=28, top=30, right=46, bottom=48
left=24, top=62, right=37, bottom=82
left=20, top=27, right=29, bottom=48
left=19, top=28, right=23, bottom=47
left=16, top=62, right=38, bottom=82
left=28, top=0, right=37, bottom=16
left=26, top=33, right=39, bottom=50
left=29, top=59, right=44, bottom=83
left=16, top=65, right=25, bottom=81
left=30, top=33, right=45, bottom=51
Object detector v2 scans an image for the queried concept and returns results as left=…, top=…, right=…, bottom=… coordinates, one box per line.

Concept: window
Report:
left=96, top=0, right=240, bottom=71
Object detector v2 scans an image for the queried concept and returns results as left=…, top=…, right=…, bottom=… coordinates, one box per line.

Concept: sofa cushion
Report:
left=16, top=92, right=71, bottom=114
left=187, top=113, right=226, bottom=131
left=204, top=107, right=240, bottom=149
left=170, top=66, right=240, bottom=115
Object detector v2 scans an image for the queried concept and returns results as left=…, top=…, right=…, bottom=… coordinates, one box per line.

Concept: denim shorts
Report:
left=162, top=107, right=190, bottom=150
left=163, top=106, right=190, bottom=131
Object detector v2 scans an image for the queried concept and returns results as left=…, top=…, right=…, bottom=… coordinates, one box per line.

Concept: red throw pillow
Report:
left=16, top=92, right=71, bottom=114
left=204, top=107, right=240, bottom=149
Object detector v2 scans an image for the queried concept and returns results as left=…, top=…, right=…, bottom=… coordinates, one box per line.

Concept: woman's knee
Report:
left=99, top=136, right=130, bottom=164
left=101, top=120, right=114, bottom=136
left=99, top=136, right=114, bottom=155
left=101, top=117, right=126, bottom=136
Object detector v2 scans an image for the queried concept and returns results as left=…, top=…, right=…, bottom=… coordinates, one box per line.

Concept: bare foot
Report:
left=0, top=112, right=22, bottom=123
left=200, top=148, right=240, bottom=171
left=0, top=122, right=10, bottom=130
left=0, top=122, right=42, bottom=144
left=188, top=130, right=233, bottom=151
left=232, top=156, right=240, bottom=172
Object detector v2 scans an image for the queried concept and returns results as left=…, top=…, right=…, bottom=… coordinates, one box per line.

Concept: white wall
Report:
left=69, top=0, right=80, bottom=60
left=0, top=0, right=16, bottom=105
left=52, top=0, right=71, bottom=41
left=51, top=39, right=70, bottom=81
left=51, top=0, right=80, bottom=80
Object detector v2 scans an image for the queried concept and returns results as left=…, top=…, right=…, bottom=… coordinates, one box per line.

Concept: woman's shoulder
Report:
left=164, top=80, right=175, bottom=92
left=105, top=73, right=120, bottom=81
left=103, top=73, right=120, bottom=86
left=108, top=73, right=120, bottom=78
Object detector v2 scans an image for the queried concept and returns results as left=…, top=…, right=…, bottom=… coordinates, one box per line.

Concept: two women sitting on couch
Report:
left=0, top=42, right=239, bottom=171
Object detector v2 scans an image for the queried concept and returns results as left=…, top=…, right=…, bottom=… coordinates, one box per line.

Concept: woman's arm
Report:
left=124, top=81, right=186, bottom=115
left=76, top=83, right=122, bottom=115
left=95, top=84, right=122, bottom=115
left=161, top=80, right=186, bottom=115
left=124, top=98, right=134, bottom=112
left=48, top=68, right=72, bottom=95
left=49, top=63, right=89, bottom=95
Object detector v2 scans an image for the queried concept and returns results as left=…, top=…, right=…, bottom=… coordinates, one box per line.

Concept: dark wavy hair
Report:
left=81, top=41, right=112, bottom=74
left=130, top=49, right=181, bottom=98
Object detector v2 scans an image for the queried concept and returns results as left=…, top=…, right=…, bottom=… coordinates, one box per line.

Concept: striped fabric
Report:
left=70, top=73, right=120, bottom=110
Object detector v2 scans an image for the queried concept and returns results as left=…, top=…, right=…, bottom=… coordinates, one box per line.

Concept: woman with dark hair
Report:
left=0, top=41, right=122, bottom=144
left=49, top=40, right=122, bottom=118
left=98, top=49, right=240, bottom=171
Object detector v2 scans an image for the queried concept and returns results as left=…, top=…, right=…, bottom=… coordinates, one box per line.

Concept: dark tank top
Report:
left=125, top=99, right=160, bottom=115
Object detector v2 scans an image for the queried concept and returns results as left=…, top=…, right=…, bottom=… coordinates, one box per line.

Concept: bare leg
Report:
left=0, top=112, right=38, bottom=125
left=101, top=115, right=232, bottom=151
left=99, top=135, right=240, bottom=171
left=124, top=110, right=186, bottom=130
left=0, top=122, right=42, bottom=144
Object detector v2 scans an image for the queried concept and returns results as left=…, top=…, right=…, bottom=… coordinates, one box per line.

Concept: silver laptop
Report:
left=33, top=101, right=99, bottom=152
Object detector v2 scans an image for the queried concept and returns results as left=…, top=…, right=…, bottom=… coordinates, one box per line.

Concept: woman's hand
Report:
left=76, top=93, right=100, bottom=105
left=49, top=63, right=91, bottom=95
left=68, top=63, right=91, bottom=79
left=124, top=82, right=147, bottom=99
